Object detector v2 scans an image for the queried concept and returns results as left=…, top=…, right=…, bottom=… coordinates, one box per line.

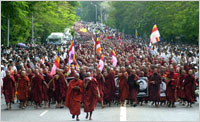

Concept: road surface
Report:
left=1, top=96, right=199, bottom=121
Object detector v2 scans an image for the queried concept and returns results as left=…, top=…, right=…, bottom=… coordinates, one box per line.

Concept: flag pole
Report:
left=95, top=35, right=97, bottom=60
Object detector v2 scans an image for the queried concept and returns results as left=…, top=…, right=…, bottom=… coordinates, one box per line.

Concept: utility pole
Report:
left=32, top=14, right=34, bottom=44
left=95, top=5, right=97, bottom=24
left=100, top=7, right=102, bottom=24
left=7, top=17, right=10, bottom=47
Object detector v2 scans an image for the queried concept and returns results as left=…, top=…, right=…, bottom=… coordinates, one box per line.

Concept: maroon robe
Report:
left=127, top=74, right=139, bottom=101
left=83, top=78, right=98, bottom=112
left=17, top=76, right=30, bottom=101
left=31, top=74, right=44, bottom=104
left=184, top=74, right=196, bottom=103
left=95, top=74, right=105, bottom=102
left=118, top=72, right=129, bottom=102
left=14, top=74, right=20, bottom=83
left=177, top=74, right=186, bottom=99
left=149, top=73, right=161, bottom=101
left=65, top=79, right=83, bottom=115
left=44, top=73, right=55, bottom=102
left=28, top=73, right=34, bottom=101
left=104, top=71, right=115, bottom=102
left=166, top=72, right=178, bottom=102
left=55, top=73, right=67, bottom=103
left=3, top=76, right=16, bottom=104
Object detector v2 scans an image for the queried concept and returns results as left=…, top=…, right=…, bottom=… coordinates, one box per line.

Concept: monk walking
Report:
left=3, top=70, right=16, bottom=109
left=127, top=70, right=139, bottom=107
left=43, top=68, right=55, bottom=107
left=17, top=71, right=30, bottom=109
left=104, top=68, right=115, bottom=106
left=177, top=70, right=186, bottom=105
left=118, top=67, right=129, bottom=106
left=31, top=69, right=48, bottom=109
left=149, top=68, right=162, bottom=107
left=95, top=69, right=106, bottom=108
left=53, top=69, right=67, bottom=108
left=166, top=68, right=178, bottom=107
left=184, top=69, right=196, bottom=107
left=65, top=73, right=83, bottom=121
left=83, top=72, right=100, bottom=120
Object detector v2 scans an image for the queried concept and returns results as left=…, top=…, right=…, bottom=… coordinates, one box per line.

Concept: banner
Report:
left=115, top=75, right=119, bottom=94
left=66, top=77, right=74, bottom=83
left=160, top=81, right=166, bottom=97
left=137, top=77, right=148, bottom=97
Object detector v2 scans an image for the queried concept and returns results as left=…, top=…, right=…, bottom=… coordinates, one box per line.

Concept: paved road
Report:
left=1, top=96, right=199, bottom=121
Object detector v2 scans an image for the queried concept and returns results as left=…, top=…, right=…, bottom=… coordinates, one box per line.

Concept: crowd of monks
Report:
left=1, top=34, right=199, bottom=121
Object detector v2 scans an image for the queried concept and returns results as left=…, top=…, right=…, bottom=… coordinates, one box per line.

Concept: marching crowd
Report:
left=1, top=22, right=199, bottom=121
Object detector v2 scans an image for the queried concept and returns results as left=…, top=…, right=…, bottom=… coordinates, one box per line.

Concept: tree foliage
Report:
left=106, top=1, right=199, bottom=43
left=1, top=1, right=80, bottom=45
left=79, top=1, right=103, bottom=22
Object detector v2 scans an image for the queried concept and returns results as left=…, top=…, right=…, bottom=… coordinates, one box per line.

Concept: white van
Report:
left=46, top=32, right=67, bottom=45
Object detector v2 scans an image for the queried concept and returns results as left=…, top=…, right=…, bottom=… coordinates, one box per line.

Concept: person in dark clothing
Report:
left=127, top=70, right=139, bottom=107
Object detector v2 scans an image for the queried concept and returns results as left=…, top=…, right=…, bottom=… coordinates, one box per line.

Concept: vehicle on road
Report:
left=46, top=32, right=67, bottom=45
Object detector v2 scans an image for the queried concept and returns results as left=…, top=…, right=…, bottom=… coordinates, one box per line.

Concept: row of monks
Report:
left=2, top=64, right=197, bottom=121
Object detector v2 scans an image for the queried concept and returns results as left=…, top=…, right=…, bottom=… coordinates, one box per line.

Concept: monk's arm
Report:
left=97, top=87, right=100, bottom=98
left=43, top=80, right=49, bottom=88
left=48, top=77, right=55, bottom=86
left=102, top=74, right=105, bottom=83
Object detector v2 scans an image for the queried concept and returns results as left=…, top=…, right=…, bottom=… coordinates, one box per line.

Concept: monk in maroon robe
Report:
left=118, top=67, right=129, bottom=106
left=17, top=71, right=30, bottom=109
left=43, top=68, right=55, bottom=107
left=52, top=69, right=67, bottom=108
left=27, top=68, right=34, bottom=106
left=127, top=70, right=139, bottom=107
left=149, top=68, right=162, bottom=107
left=3, top=70, right=16, bottom=109
left=42, top=68, right=54, bottom=108
left=14, top=70, right=20, bottom=83
left=104, top=68, right=115, bottom=106
left=83, top=72, right=100, bottom=120
left=177, top=70, right=186, bottom=105
left=31, top=69, right=47, bottom=109
left=166, top=68, right=178, bottom=107
left=184, top=70, right=196, bottom=107
left=95, top=69, right=106, bottom=108
left=65, top=73, right=83, bottom=121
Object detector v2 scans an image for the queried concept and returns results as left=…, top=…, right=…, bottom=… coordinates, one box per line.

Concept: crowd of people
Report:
left=1, top=22, right=199, bottom=121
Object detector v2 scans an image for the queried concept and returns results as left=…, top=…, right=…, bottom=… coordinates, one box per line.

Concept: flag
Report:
left=92, top=37, right=96, bottom=48
left=149, top=42, right=153, bottom=50
left=150, top=24, right=161, bottom=44
left=112, top=50, right=117, bottom=66
left=40, top=57, right=45, bottom=64
left=96, top=37, right=102, bottom=55
left=50, top=55, right=60, bottom=76
left=68, top=40, right=75, bottom=64
left=73, top=54, right=80, bottom=69
left=97, top=54, right=104, bottom=72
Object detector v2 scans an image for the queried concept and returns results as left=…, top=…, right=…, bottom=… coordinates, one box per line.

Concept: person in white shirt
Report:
left=1, top=65, right=6, bottom=97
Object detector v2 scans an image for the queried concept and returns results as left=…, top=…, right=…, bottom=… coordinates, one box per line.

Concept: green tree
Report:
left=105, top=1, right=199, bottom=43
left=1, top=1, right=80, bottom=45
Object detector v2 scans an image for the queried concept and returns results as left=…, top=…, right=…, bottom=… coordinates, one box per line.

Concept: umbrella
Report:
left=17, top=43, right=28, bottom=48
